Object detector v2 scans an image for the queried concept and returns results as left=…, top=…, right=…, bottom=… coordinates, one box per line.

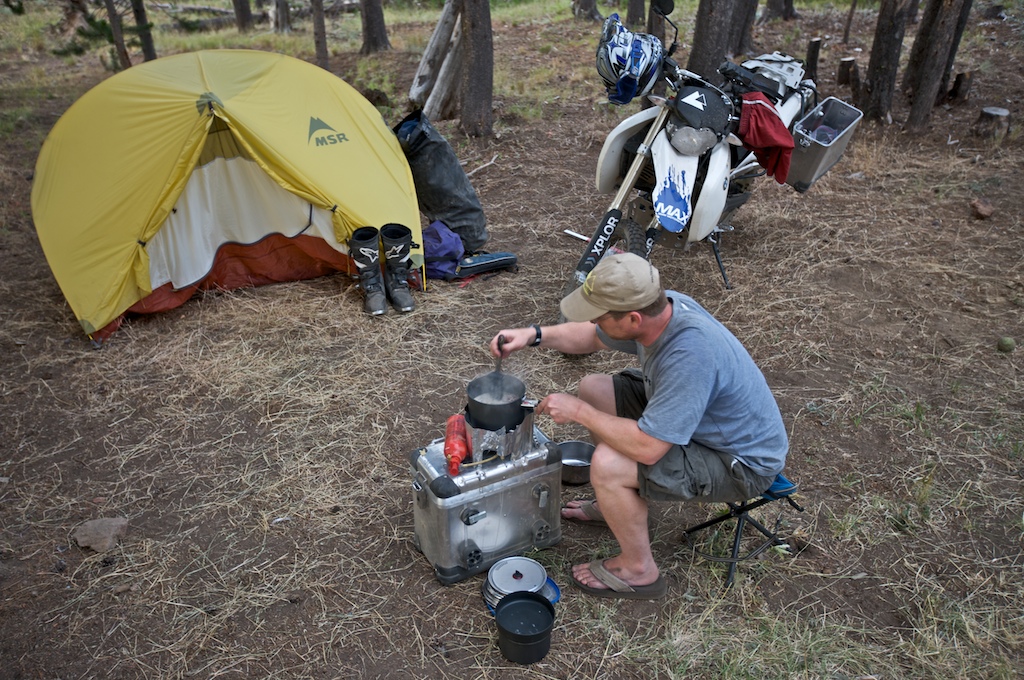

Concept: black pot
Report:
left=494, top=591, right=555, bottom=665
left=466, top=371, right=527, bottom=431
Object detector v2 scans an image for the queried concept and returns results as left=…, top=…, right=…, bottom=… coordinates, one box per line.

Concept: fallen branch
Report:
left=466, top=154, right=498, bottom=178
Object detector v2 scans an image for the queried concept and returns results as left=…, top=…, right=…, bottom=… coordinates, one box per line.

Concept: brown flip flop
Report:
left=562, top=499, right=607, bottom=527
left=571, top=559, right=667, bottom=600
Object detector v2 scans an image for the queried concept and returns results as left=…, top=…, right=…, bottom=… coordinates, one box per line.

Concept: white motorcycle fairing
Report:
left=595, top=106, right=659, bottom=194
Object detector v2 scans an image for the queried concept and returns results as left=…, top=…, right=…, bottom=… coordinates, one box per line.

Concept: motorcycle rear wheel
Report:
left=559, top=218, right=649, bottom=321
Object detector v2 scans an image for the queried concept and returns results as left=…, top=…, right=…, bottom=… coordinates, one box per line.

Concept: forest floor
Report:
left=1, top=4, right=1022, bottom=679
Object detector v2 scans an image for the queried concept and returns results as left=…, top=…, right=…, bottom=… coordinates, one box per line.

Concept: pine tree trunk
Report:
left=626, top=0, right=645, bottom=27
left=937, top=0, right=974, bottom=101
left=271, top=0, right=291, bottom=33
left=859, top=0, right=912, bottom=122
left=459, top=0, right=493, bottom=137
left=572, top=0, right=602, bottom=21
left=130, top=0, right=156, bottom=61
left=903, top=0, right=969, bottom=131
left=728, top=0, right=759, bottom=57
left=101, top=0, right=132, bottom=70
left=231, top=0, right=253, bottom=32
left=310, top=0, right=329, bottom=69
left=688, top=0, right=738, bottom=80
left=359, top=0, right=390, bottom=54
left=646, top=2, right=666, bottom=101
left=762, top=0, right=797, bottom=21
left=843, top=0, right=857, bottom=44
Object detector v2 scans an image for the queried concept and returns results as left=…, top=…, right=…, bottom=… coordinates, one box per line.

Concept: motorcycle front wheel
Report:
left=559, top=218, right=649, bottom=321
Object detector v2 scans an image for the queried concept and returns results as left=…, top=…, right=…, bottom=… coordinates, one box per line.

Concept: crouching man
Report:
left=489, top=253, right=788, bottom=599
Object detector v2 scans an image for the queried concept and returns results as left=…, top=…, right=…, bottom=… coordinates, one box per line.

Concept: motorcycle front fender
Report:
left=595, top=106, right=660, bottom=194
left=687, top=141, right=731, bottom=243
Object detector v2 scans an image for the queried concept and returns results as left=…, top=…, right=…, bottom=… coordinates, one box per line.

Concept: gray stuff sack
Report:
left=393, top=110, right=490, bottom=254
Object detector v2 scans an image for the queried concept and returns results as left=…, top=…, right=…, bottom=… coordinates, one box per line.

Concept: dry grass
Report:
left=2, top=3, right=1024, bottom=679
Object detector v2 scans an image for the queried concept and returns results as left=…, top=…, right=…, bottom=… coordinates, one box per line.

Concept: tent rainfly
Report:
left=31, top=49, right=422, bottom=342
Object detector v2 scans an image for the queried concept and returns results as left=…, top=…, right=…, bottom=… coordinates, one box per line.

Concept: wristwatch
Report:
left=530, top=324, right=542, bottom=347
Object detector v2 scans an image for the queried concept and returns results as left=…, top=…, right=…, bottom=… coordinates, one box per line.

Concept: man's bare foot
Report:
left=570, top=557, right=665, bottom=599
left=560, top=499, right=606, bottom=525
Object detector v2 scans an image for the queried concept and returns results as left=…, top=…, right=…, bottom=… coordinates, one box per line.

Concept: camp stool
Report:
left=681, top=473, right=804, bottom=591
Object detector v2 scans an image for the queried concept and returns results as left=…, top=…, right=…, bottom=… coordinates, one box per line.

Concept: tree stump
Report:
left=946, top=71, right=972, bottom=104
left=838, top=57, right=858, bottom=86
left=972, top=106, right=1010, bottom=142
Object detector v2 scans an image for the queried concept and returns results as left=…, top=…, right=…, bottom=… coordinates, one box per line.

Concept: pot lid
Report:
left=487, top=556, right=547, bottom=595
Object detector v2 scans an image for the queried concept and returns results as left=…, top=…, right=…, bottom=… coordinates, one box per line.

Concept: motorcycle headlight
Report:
left=669, top=125, right=718, bottom=156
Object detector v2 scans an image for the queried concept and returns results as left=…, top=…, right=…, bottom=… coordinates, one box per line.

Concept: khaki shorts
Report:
left=613, top=369, right=775, bottom=503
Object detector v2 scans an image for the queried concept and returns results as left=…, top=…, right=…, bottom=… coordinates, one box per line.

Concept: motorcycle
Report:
left=567, top=0, right=857, bottom=296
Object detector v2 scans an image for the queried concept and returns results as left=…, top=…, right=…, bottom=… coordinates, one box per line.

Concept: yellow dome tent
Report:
left=31, top=49, right=422, bottom=342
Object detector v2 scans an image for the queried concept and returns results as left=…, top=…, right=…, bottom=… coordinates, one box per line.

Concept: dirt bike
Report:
left=566, top=0, right=860, bottom=296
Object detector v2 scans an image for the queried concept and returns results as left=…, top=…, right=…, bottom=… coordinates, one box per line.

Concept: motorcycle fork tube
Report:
left=572, top=105, right=675, bottom=282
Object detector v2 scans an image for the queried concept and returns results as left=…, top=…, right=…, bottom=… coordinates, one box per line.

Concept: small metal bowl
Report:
left=558, top=441, right=594, bottom=486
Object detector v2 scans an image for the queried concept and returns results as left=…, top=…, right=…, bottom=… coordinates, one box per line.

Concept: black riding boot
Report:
left=380, top=223, right=416, bottom=313
left=347, top=226, right=387, bottom=316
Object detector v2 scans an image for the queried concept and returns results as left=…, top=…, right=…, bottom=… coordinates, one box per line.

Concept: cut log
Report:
left=409, top=0, right=460, bottom=107
left=424, top=22, right=464, bottom=122
left=971, top=106, right=1010, bottom=142
left=805, top=37, right=821, bottom=84
left=838, top=57, right=858, bottom=86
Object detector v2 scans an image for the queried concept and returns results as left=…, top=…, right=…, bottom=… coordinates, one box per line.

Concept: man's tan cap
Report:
left=560, top=252, right=661, bottom=322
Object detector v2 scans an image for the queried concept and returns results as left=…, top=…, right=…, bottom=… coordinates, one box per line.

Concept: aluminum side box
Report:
left=787, top=97, right=863, bottom=193
left=410, top=434, right=562, bottom=585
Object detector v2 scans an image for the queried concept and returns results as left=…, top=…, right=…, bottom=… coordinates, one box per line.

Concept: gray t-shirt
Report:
left=597, top=292, right=787, bottom=476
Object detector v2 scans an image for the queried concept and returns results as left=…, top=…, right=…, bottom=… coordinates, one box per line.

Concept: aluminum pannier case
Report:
left=787, top=96, right=863, bottom=193
left=410, top=425, right=562, bottom=585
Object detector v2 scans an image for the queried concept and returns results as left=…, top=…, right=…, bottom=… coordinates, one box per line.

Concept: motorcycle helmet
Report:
left=596, top=13, right=664, bottom=105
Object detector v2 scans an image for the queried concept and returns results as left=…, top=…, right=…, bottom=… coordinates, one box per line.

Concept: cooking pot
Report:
left=558, top=441, right=594, bottom=485
left=466, top=371, right=527, bottom=431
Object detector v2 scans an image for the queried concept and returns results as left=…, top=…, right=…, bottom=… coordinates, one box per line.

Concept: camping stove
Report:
left=409, top=401, right=563, bottom=585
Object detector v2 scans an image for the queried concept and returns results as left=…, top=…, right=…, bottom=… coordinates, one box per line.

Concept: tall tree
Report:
left=626, top=0, right=645, bottom=27
left=271, top=0, right=291, bottom=33
left=129, top=0, right=156, bottom=61
left=359, top=0, right=390, bottom=54
left=728, top=0, right=759, bottom=57
left=902, top=0, right=970, bottom=131
left=859, top=0, right=912, bottom=122
left=687, top=0, right=740, bottom=80
left=646, top=1, right=666, bottom=101
left=937, top=0, right=974, bottom=99
left=310, top=0, right=329, bottom=70
left=231, top=0, right=253, bottom=32
left=100, top=0, right=131, bottom=70
left=460, top=0, right=493, bottom=136
left=572, top=0, right=602, bottom=21
left=761, top=0, right=797, bottom=21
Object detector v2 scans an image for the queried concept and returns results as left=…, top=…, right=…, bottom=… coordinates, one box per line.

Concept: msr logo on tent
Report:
left=308, top=117, right=349, bottom=146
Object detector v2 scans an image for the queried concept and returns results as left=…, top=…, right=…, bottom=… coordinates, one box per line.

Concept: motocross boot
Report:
left=347, top=227, right=387, bottom=316
left=380, top=223, right=417, bottom=313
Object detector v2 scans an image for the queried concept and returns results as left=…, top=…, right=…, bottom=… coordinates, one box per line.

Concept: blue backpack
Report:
left=423, top=220, right=465, bottom=280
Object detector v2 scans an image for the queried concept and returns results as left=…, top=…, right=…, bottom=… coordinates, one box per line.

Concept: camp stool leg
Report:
left=681, top=473, right=805, bottom=592
left=381, top=223, right=417, bottom=313
left=348, top=227, right=387, bottom=316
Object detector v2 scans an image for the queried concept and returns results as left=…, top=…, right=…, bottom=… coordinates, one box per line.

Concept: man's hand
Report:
left=488, top=327, right=537, bottom=358
left=537, top=393, right=585, bottom=425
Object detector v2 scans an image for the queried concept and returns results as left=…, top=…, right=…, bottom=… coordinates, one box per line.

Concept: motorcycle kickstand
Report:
left=710, top=234, right=732, bottom=290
